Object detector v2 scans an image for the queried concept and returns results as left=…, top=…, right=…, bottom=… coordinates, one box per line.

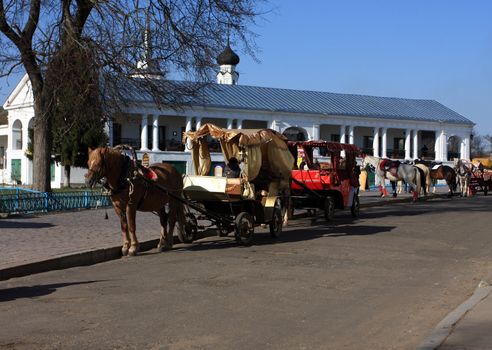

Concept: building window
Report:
left=393, top=138, right=404, bottom=158
left=159, top=126, right=166, bottom=150
left=112, top=123, right=122, bottom=145
left=363, top=136, right=374, bottom=155
left=283, top=127, right=308, bottom=141
left=330, top=134, right=340, bottom=142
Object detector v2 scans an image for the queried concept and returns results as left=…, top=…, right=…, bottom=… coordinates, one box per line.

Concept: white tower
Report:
left=216, top=43, right=240, bottom=85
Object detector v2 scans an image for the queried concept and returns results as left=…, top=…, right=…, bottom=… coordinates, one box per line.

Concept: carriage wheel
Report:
left=235, top=212, right=255, bottom=246
left=350, top=194, right=360, bottom=218
left=179, top=212, right=197, bottom=244
left=269, top=207, right=283, bottom=238
left=324, top=197, right=335, bottom=221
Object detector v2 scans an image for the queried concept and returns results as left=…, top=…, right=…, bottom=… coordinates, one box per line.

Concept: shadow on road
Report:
left=176, top=223, right=396, bottom=252
left=0, top=280, right=103, bottom=302
left=0, top=221, right=55, bottom=229
left=359, top=197, right=491, bottom=220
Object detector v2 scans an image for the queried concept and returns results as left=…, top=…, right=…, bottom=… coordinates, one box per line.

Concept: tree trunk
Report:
left=64, top=164, right=71, bottom=188
left=32, top=98, right=52, bottom=192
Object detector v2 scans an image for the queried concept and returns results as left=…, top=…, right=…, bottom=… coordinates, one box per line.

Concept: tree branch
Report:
left=0, top=0, right=21, bottom=45
left=23, top=0, right=41, bottom=40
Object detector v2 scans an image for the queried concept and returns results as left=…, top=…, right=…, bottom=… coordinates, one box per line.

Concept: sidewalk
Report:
left=417, top=280, right=492, bottom=350
left=2, top=186, right=486, bottom=350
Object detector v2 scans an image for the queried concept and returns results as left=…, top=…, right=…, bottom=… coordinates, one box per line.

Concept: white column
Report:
left=441, top=131, right=448, bottom=161
left=404, top=129, right=411, bottom=160
left=381, top=128, right=388, bottom=158
left=339, top=125, right=346, bottom=144
left=464, top=135, right=471, bottom=160
left=227, top=118, right=234, bottom=129
left=312, top=124, right=321, bottom=157
left=312, top=124, right=320, bottom=141
left=434, top=131, right=441, bottom=161
left=269, top=119, right=279, bottom=132
left=152, top=115, right=159, bottom=151
left=140, top=115, right=149, bottom=151
left=348, top=126, right=354, bottom=144
left=107, top=119, right=114, bottom=146
left=22, top=122, right=29, bottom=151
left=412, top=129, right=419, bottom=159
left=236, top=119, right=243, bottom=129
left=185, top=116, right=193, bottom=151
left=372, top=127, right=380, bottom=157
left=195, top=117, right=202, bottom=131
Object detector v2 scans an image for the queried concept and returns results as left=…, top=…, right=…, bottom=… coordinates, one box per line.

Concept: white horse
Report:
left=454, top=159, right=471, bottom=197
left=362, top=155, right=422, bottom=201
left=396, top=163, right=430, bottom=195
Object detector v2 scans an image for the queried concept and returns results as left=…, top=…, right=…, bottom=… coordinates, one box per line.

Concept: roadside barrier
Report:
left=0, top=187, right=110, bottom=215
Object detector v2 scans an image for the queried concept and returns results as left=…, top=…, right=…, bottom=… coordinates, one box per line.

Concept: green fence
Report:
left=0, top=188, right=111, bottom=215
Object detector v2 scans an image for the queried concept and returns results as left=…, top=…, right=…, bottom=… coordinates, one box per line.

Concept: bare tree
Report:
left=471, top=133, right=486, bottom=158
left=0, top=0, right=262, bottom=191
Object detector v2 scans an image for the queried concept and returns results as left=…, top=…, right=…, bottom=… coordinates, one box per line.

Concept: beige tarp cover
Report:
left=183, top=123, right=294, bottom=188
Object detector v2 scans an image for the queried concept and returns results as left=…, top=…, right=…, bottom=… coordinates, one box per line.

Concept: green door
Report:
left=50, top=160, right=55, bottom=181
left=11, top=159, right=21, bottom=182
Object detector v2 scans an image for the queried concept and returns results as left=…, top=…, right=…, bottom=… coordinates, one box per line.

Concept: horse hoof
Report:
left=157, top=239, right=172, bottom=252
left=128, top=245, right=139, bottom=256
left=121, top=246, right=129, bottom=256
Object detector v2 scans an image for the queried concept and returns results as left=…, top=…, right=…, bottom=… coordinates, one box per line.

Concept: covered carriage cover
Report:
left=183, top=123, right=294, bottom=193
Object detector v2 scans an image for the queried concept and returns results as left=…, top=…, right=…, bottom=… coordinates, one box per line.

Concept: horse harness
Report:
left=102, top=153, right=158, bottom=210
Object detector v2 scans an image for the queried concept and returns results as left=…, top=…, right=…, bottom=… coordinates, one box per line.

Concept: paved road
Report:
left=1, top=195, right=491, bottom=350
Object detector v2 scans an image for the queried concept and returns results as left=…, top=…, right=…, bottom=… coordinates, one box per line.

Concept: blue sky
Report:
left=2, top=0, right=491, bottom=135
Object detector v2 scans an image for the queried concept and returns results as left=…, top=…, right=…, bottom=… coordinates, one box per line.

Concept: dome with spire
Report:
left=217, top=45, right=240, bottom=66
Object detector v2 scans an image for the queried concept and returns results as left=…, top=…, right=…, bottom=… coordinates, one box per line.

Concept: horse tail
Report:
left=415, top=167, right=422, bottom=196
left=418, top=167, right=426, bottom=195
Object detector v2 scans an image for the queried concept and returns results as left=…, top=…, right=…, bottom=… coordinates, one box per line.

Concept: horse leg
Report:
left=391, top=181, right=397, bottom=197
left=114, top=205, right=131, bottom=256
left=126, top=206, right=139, bottom=256
left=396, top=180, right=402, bottom=194
left=378, top=175, right=388, bottom=197
left=157, top=208, right=172, bottom=252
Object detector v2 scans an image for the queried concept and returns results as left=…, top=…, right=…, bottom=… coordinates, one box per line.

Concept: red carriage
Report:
left=468, top=161, right=491, bottom=196
left=288, top=141, right=361, bottom=220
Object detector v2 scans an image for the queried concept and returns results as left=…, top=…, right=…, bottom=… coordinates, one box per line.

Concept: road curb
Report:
left=0, top=238, right=161, bottom=282
left=0, top=192, right=449, bottom=281
left=416, top=282, right=492, bottom=350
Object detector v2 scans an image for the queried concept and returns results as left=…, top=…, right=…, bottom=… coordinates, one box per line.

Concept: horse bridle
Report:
left=87, top=151, right=109, bottom=186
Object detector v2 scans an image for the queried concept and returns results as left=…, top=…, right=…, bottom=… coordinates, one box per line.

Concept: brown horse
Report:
left=85, top=147, right=185, bottom=256
left=415, top=159, right=456, bottom=196
left=430, top=165, right=457, bottom=197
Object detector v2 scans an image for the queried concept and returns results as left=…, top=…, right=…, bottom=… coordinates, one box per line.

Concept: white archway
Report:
left=12, top=119, right=23, bottom=150
left=447, top=135, right=462, bottom=160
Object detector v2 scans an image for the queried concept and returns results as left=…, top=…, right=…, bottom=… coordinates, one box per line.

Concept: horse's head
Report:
left=85, top=147, right=108, bottom=188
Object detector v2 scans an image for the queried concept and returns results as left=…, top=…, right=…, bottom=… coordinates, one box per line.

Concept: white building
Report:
left=1, top=45, right=474, bottom=187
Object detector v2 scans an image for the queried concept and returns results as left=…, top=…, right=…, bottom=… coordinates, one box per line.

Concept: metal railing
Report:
left=0, top=188, right=111, bottom=215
